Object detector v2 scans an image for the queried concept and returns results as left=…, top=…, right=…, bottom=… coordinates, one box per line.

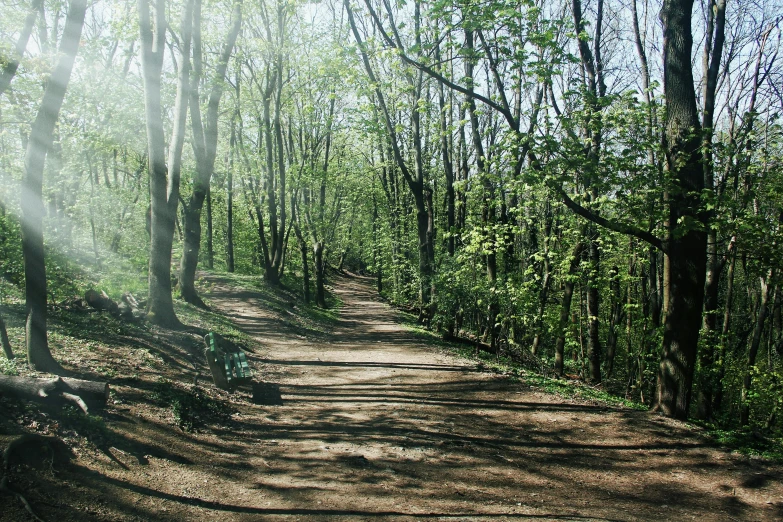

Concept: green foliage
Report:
left=0, top=356, right=19, bottom=375
left=49, top=301, right=144, bottom=342
left=62, top=406, right=111, bottom=444
left=0, top=0, right=779, bottom=443
left=706, top=428, right=783, bottom=462
left=520, top=372, right=648, bottom=410
left=0, top=211, right=23, bottom=286
left=151, top=379, right=232, bottom=432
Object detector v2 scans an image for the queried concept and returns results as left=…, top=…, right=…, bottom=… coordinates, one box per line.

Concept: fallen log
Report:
left=118, top=292, right=142, bottom=321
left=85, top=289, right=120, bottom=317
left=0, top=376, right=109, bottom=414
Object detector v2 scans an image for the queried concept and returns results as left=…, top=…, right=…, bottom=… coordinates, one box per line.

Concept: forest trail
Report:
left=193, top=273, right=782, bottom=521
left=3, top=273, right=780, bottom=522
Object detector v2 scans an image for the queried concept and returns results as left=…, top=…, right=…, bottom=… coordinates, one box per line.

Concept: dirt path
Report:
left=4, top=273, right=780, bottom=521
left=194, top=273, right=781, bottom=521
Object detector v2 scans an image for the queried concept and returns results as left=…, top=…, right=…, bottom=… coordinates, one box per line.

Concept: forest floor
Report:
left=1, top=272, right=782, bottom=521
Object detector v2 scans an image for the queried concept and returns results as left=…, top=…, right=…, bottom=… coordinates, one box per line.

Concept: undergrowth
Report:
left=400, top=312, right=783, bottom=460
left=400, top=314, right=646, bottom=410
left=0, top=355, right=19, bottom=375
left=62, top=405, right=112, bottom=445
left=696, top=424, right=783, bottom=461
left=151, top=378, right=233, bottom=432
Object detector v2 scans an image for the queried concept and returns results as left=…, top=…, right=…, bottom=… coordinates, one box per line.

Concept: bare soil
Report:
left=1, top=273, right=781, bottom=521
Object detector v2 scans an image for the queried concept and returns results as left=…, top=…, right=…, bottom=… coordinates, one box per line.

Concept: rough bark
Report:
left=649, top=247, right=661, bottom=327
left=314, top=242, right=326, bottom=308
left=260, top=59, right=282, bottom=285
left=531, top=202, right=553, bottom=355
left=227, top=113, right=237, bottom=272
left=206, top=186, right=214, bottom=269
left=654, top=0, right=708, bottom=420
left=713, top=249, right=737, bottom=414
left=21, top=0, right=87, bottom=373
left=573, top=0, right=605, bottom=385
left=311, top=92, right=336, bottom=306
left=605, top=265, right=624, bottom=377
left=697, top=0, right=728, bottom=421
left=585, top=232, right=602, bottom=384
left=300, top=244, right=311, bottom=303
left=0, top=310, right=13, bottom=360
left=291, top=186, right=310, bottom=303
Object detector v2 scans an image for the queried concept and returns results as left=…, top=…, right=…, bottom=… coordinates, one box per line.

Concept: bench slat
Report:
left=204, top=332, right=252, bottom=390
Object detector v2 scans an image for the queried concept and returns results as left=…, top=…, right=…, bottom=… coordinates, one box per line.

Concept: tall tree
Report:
left=179, top=0, right=242, bottom=306
left=138, top=0, right=193, bottom=327
left=571, top=0, right=606, bottom=384
left=654, top=0, right=707, bottom=419
left=696, top=0, right=728, bottom=420
left=21, top=0, right=87, bottom=372
left=347, top=0, right=435, bottom=321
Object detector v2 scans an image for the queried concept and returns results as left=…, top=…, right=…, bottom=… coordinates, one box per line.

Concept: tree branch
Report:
left=0, top=0, right=41, bottom=96
left=344, top=0, right=416, bottom=190
left=359, top=0, right=516, bottom=130
left=551, top=182, right=664, bottom=251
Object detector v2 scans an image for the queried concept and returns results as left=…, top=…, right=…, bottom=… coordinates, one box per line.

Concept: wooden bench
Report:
left=204, top=332, right=252, bottom=390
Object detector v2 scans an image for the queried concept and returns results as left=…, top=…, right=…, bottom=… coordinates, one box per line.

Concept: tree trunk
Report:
left=654, top=0, right=708, bottom=420
left=555, top=241, right=584, bottom=376
left=180, top=201, right=207, bottom=307
left=713, top=249, right=737, bottom=414
left=649, top=247, right=661, bottom=327
left=0, top=0, right=40, bottom=96
left=531, top=202, right=553, bottom=355
left=1, top=310, right=13, bottom=360
left=696, top=0, right=727, bottom=422
left=140, top=0, right=192, bottom=328
left=373, top=199, right=382, bottom=294
left=21, top=0, right=86, bottom=373
left=466, top=28, right=497, bottom=345
left=206, top=185, right=214, bottom=270
left=605, top=265, right=623, bottom=377
left=227, top=116, right=236, bottom=273
left=271, top=58, right=287, bottom=282
left=740, top=269, right=775, bottom=426
left=435, top=33, right=455, bottom=257
left=586, top=231, right=602, bottom=384
left=300, top=244, right=310, bottom=303
left=572, top=0, right=605, bottom=385
left=314, top=241, right=326, bottom=308
left=262, top=76, right=280, bottom=285
left=625, top=251, right=636, bottom=395
left=179, top=0, right=240, bottom=303
left=698, top=238, right=726, bottom=420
